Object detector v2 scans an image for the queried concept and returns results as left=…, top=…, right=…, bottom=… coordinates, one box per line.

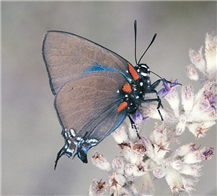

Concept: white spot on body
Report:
left=141, top=72, right=147, bottom=77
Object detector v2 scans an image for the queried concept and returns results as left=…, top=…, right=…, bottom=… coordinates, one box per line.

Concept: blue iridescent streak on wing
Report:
left=82, top=62, right=132, bottom=83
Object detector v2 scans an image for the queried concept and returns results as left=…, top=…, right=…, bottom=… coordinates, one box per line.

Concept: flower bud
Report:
left=175, top=114, right=186, bottom=135
left=108, top=172, right=126, bottom=194
left=181, top=85, right=194, bottom=115
left=205, top=33, right=217, bottom=78
left=165, top=170, right=185, bottom=195
left=185, top=64, right=199, bottom=80
left=112, top=158, right=124, bottom=175
left=153, top=165, right=166, bottom=178
left=89, top=179, right=107, bottom=196
left=125, top=163, right=134, bottom=176
left=179, top=164, right=203, bottom=177
left=111, top=124, right=129, bottom=144
left=189, top=47, right=206, bottom=73
left=92, top=152, right=111, bottom=172
left=171, top=160, right=184, bottom=171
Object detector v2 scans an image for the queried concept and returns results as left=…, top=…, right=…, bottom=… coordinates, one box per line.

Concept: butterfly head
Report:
left=135, top=63, right=150, bottom=78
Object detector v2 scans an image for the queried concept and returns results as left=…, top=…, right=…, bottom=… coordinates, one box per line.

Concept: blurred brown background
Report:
left=2, top=1, right=216, bottom=195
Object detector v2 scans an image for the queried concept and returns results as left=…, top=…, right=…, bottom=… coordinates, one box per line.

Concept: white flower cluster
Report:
left=144, top=33, right=217, bottom=139
left=89, top=33, right=216, bottom=196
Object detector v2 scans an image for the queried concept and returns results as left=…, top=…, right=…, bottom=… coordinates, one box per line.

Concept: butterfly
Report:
left=42, top=20, right=178, bottom=169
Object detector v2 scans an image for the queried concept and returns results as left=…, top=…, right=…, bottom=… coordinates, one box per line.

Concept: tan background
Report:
left=2, top=1, right=216, bottom=195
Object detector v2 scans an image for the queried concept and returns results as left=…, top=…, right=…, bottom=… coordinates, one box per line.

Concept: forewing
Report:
left=42, top=31, right=131, bottom=95
left=54, top=71, right=127, bottom=142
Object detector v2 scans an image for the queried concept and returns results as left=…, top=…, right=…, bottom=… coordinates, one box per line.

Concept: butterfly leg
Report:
left=147, top=78, right=181, bottom=120
left=143, top=85, right=164, bottom=121
left=128, top=115, right=141, bottom=139
left=143, top=79, right=168, bottom=120
left=150, top=79, right=162, bottom=89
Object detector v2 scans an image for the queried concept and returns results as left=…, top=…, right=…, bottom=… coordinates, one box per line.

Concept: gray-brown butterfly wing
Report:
left=42, top=31, right=132, bottom=95
left=54, top=71, right=127, bottom=165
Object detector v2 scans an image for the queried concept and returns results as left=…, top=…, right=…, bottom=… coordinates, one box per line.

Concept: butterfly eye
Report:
left=139, top=64, right=150, bottom=77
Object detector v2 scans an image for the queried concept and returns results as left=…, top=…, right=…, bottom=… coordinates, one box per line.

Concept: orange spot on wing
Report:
left=117, top=101, right=128, bottom=113
left=128, top=62, right=139, bottom=81
left=122, top=82, right=132, bottom=93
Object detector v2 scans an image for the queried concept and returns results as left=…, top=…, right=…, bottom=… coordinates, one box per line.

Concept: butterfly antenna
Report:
left=151, top=70, right=182, bottom=86
left=150, top=70, right=163, bottom=79
left=138, top=33, right=157, bottom=65
left=134, top=20, right=138, bottom=65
